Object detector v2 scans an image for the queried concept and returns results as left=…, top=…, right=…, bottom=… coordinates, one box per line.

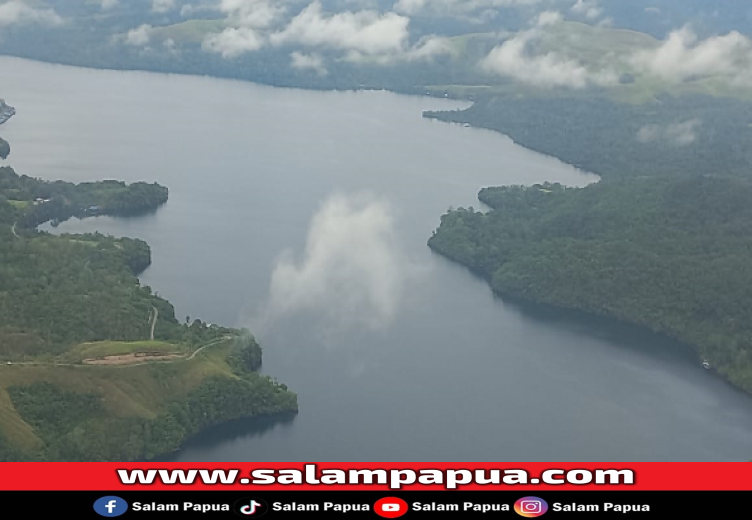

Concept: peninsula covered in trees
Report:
left=429, top=176, right=752, bottom=395
left=0, top=99, right=13, bottom=160
left=0, top=166, right=297, bottom=461
left=0, top=167, right=169, bottom=231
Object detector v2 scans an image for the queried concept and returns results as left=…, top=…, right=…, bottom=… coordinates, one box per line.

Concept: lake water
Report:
left=4, top=56, right=752, bottom=461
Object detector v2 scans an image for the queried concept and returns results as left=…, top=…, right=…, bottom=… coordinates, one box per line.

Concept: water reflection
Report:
left=156, top=413, right=298, bottom=461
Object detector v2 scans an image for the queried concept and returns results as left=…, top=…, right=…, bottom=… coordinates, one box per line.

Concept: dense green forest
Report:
left=5, top=356, right=296, bottom=461
left=424, top=94, right=752, bottom=181
left=429, top=177, right=752, bottom=394
left=0, top=167, right=297, bottom=461
left=0, top=167, right=169, bottom=230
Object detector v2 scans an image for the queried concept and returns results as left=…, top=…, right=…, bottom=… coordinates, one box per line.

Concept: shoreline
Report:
left=7, top=52, right=739, bottom=460
left=0, top=53, right=437, bottom=99
left=427, top=222, right=749, bottom=399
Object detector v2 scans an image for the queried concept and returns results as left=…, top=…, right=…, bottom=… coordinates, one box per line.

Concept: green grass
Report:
left=0, top=343, right=237, bottom=447
left=446, top=32, right=499, bottom=55
left=7, top=200, right=29, bottom=210
left=539, top=21, right=659, bottom=61
left=150, top=20, right=226, bottom=44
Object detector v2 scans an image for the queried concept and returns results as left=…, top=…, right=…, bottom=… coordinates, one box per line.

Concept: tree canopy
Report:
left=430, top=176, right=752, bottom=394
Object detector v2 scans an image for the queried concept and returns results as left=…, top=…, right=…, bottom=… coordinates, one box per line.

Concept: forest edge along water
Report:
left=4, top=56, right=752, bottom=461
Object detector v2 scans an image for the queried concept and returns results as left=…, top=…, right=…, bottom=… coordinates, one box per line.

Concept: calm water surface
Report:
left=4, top=56, right=752, bottom=461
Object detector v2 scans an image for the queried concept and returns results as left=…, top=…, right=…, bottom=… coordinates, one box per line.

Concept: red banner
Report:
left=0, top=463, right=750, bottom=491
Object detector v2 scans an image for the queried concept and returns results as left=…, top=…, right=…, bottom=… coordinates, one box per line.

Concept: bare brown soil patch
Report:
left=83, top=352, right=184, bottom=365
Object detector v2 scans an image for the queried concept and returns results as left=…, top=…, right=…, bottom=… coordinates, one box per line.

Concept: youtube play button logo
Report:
left=374, top=497, right=409, bottom=518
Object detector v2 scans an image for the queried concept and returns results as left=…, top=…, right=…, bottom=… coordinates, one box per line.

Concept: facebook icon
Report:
left=93, top=496, right=128, bottom=517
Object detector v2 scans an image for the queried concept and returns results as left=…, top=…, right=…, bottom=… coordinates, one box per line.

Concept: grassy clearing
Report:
left=63, top=340, right=188, bottom=362
left=7, top=200, right=29, bottom=209
left=0, top=387, right=42, bottom=451
left=0, top=344, right=237, bottom=444
left=539, top=21, right=659, bottom=61
left=150, top=20, right=226, bottom=44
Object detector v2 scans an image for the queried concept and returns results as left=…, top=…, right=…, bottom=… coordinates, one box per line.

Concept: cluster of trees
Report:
left=0, top=162, right=298, bottom=461
left=426, top=87, right=752, bottom=400
left=0, top=192, right=196, bottom=359
left=5, top=372, right=297, bottom=461
left=0, top=138, right=8, bottom=160
left=0, top=221, right=253, bottom=362
left=227, top=333, right=264, bottom=373
left=430, top=176, right=752, bottom=393
left=0, top=167, right=168, bottom=230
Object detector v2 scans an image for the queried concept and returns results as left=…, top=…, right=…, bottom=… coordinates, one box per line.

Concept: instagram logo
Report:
left=515, top=497, right=548, bottom=517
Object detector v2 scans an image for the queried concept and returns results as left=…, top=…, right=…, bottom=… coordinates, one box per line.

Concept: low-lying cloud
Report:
left=201, top=0, right=453, bottom=65
left=481, top=11, right=619, bottom=88
left=203, top=26, right=264, bottom=56
left=631, top=26, right=752, bottom=87
left=260, top=193, right=412, bottom=335
left=125, top=24, right=153, bottom=46
left=291, top=51, right=328, bottom=75
left=637, top=119, right=702, bottom=147
left=393, top=0, right=544, bottom=16
left=270, top=2, right=409, bottom=56
left=220, top=0, right=287, bottom=29
left=571, top=0, right=601, bottom=20
left=0, top=1, right=64, bottom=27
left=152, top=0, right=176, bottom=14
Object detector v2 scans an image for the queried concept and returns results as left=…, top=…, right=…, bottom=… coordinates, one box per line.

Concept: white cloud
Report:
left=125, top=24, right=153, bottom=46
left=263, top=193, right=412, bottom=333
left=631, top=26, right=752, bottom=87
left=291, top=51, right=328, bottom=75
left=202, top=26, right=264, bottom=57
left=392, top=0, right=426, bottom=15
left=536, top=10, right=562, bottom=27
left=341, top=35, right=453, bottom=64
left=571, top=0, right=602, bottom=20
left=163, top=37, right=178, bottom=53
left=637, top=119, right=701, bottom=147
left=270, top=2, right=409, bottom=56
left=179, top=1, right=223, bottom=17
left=393, top=0, right=544, bottom=16
left=152, top=0, right=176, bottom=13
left=99, top=0, right=118, bottom=10
left=202, top=0, right=451, bottom=63
left=481, top=11, right=619, bottom=88
left=198, top=0, right=290, bottom=57
left=219, top=0, right=287, bottom=29
left=0, top=1, right=64, bottom=27
left=403, top=35, right=454, bottom=60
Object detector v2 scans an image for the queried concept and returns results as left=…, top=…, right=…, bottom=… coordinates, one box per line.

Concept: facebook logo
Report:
left=93, top=496, right=129, bottom=517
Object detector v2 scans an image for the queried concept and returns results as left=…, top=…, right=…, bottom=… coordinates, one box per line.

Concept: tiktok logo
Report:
left=241, top=501, right=263, bottom=515
left=234, top=498, right=269, bottom=517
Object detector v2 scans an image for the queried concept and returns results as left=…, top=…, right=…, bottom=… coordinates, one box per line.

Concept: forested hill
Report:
left=429, top=176, right=752, bottom=394
left=423, top=95, right=752, bottom=181
left=0, top=166, right=169, bottom=231
left=0, top=168, right=297, bottom=461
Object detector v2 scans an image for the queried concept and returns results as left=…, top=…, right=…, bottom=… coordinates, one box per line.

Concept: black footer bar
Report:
left=11, top=491, right=750, bottom=518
